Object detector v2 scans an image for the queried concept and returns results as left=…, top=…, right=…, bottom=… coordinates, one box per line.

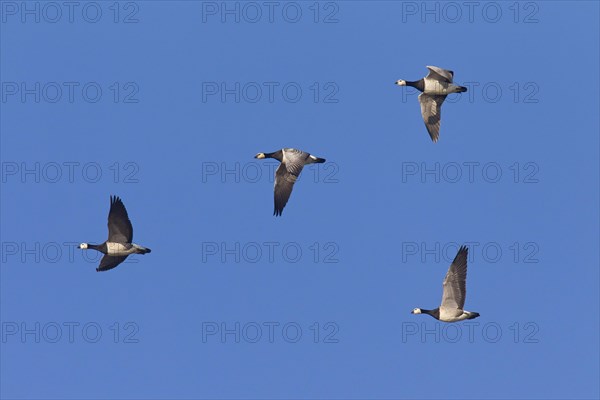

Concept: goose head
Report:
left=411, top=308, right=422, bottom=314
left=395, top=80, right=407, bottom=86
left=79, top=243, right=89, bottom=249
left=254, top=153, right=266, bottom=159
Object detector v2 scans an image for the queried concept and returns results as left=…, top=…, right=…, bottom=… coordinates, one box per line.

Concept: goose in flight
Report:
left=255, top=148, right=326, bottom=216
left=79, top=195, right=151, bottom=272
left=395, top=65, right=467, bottom=142
left=411, top=245, right=480, bottom=322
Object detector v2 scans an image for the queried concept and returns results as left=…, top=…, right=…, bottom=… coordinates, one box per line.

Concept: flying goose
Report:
left=395, top=65, right=467, bottom=142
left=411, top=245, right=480, bottom=322
left=254, top=148, right=326, bottom=216
left=79, top=195, right=151, bottom=272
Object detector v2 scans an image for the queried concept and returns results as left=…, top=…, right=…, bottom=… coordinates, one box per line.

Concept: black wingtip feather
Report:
left=111, top=195, right=122, bottom=205
left=109, top=196, right=128, bottom=213
left=452, top=245, right=469, bottom=265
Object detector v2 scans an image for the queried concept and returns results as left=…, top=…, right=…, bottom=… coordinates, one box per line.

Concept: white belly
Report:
left=439, top=308, right=469, bottom=323
left=424, top=79, right=450, bottom=95
left=106, top=242, right=134, bottom=256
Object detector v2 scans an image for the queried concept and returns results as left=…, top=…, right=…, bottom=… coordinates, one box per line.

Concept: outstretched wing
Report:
left=440, top=245, right=469, bottom=311
left=107, top=195, right=133, bottom=243
left=97, top=255, right=128, bottom=272
left=273, top=162, right=303, bottom=216
left=418, top=93, right=446, bottom=142
left=426, top=66, right=454, bottom=83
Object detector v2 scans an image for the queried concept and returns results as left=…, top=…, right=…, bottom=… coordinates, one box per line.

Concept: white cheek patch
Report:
left=309, top=155, right=317, bottom=160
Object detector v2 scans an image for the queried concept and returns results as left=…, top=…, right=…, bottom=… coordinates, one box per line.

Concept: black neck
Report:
left=264, top=151, right=283, bottom=162
left=88, top=243, right=108, bottom=254
left=422, top=308, right=440, bottom=320
left=406, top=79, right=425, bottom=92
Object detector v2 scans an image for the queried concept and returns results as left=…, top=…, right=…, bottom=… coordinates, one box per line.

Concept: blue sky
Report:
left=1, top=1, right=599, bottom=399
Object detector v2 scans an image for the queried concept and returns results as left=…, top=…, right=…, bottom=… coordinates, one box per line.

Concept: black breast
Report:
left=98, top=242, right=108, bottom=254
left=425, top=308, right=440, bottom=320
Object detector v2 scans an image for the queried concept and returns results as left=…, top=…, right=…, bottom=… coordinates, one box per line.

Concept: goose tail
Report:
left=466, top=312, right=480, bottom=320
left=308, top=156, right=326, bottom=164
left=134, top=245, right=151, bottom=254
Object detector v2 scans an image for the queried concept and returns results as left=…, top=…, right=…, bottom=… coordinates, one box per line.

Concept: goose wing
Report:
left=426, top=66, right=454, bottom=83
left=418, top=93, right=446, bottom=142
left=273, top=161, right=304, bottom=216
left=440, top=246, right=469, bottom=312
left=97, top=255, right=128, bottom=272
left=107, top=195, right=133, bottom=243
